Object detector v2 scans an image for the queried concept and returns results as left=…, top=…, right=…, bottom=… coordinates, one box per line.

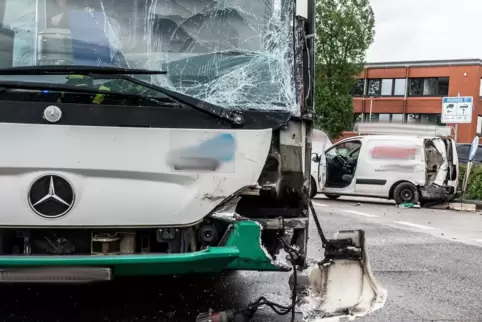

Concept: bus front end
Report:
left=0, top=0, right=314, bottom=280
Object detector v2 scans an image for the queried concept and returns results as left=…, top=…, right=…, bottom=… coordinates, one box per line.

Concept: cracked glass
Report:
left=0, top=0, right=297, bottom=113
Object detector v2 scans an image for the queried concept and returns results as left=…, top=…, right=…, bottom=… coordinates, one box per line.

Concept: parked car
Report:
left=456, top=143, right=482, bottom=164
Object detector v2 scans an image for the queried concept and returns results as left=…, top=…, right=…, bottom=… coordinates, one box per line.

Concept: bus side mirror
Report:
left=312, top=153, right=321, bottom=163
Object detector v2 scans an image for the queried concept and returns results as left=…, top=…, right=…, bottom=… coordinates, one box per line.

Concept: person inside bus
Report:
left=46, top=0, right=128, bottom=67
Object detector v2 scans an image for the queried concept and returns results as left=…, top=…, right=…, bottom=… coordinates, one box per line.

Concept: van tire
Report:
left=310, top=176, right=317, bottom=198
left=393, top=182, right=419, bottom=204
left=324, top=194, right=340, bottom=200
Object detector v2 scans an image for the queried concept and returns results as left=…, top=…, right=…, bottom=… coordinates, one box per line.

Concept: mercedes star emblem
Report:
left=43, top=105, right=62, bottom=123
left=28, top=175, right=75, bottom=218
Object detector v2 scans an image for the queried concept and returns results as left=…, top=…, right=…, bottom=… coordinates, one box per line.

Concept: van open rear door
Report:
left=445, top=138, right=459, bottom=195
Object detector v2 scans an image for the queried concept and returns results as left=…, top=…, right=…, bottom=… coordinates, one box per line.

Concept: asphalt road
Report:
left=1, top=196, right=482, bottom=322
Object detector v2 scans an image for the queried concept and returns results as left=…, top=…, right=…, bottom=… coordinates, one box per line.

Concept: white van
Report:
left=311, top=123, right=459, bottom=205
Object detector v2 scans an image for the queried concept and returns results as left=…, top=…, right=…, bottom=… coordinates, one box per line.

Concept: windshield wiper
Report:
left=0, top=66, right=245, bottom=126
left=102, top=74, right=245, bottom=126
left=0, top=65, right=167, bottom=75
left=0, top=80, right=171, bottom=104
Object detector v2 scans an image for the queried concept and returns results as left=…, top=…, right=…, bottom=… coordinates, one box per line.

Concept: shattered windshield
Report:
left=0, top=0, right=296, bottom=112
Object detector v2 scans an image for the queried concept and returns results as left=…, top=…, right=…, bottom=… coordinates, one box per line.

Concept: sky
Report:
left=366, top=0, right=481, bottom=63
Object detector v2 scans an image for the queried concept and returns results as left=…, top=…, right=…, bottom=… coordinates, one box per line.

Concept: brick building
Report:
left=340, top=59, right=482, bottom=143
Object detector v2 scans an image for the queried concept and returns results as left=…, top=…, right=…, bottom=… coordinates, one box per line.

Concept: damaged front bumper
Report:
left=0, top=220, right=282, bottom=280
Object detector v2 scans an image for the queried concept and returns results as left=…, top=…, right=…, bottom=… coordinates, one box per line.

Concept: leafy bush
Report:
left=459, top=164, right=482, bottom=200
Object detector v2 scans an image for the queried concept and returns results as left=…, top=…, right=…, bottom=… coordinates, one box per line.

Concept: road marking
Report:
left=393, top=221, right=435, bottom=230
left=341, top=210, right=379, bottom=218
left=313, top=202, right=328, bottom=207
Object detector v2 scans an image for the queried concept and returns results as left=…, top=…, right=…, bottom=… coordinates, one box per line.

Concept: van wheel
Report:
left=324, top=194, right=340, bottom=200
left=393, top=182, right=419, bottom=204
left=310, top=176, right=317, bottom=198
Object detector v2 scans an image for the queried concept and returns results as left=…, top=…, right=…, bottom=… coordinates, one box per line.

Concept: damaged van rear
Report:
left=314, top=123, right=459, bottom=205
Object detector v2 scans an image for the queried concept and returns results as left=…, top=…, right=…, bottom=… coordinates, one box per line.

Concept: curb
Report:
left=429, top=200, right=481, bottom=211
left=452, top=199, right=482, bottom=210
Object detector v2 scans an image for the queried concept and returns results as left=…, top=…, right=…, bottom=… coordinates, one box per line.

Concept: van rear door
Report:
left=424, top=137, right=458, bottom=198
left=445, top=138, right=459, bottom=193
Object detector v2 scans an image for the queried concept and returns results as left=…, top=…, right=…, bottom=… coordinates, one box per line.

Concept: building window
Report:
left=364, top=113, right=404, bottom=123
left=406, top=113, right=443, bottom=125
left=353, top=79, right=365, bottom=96
left=477, top=115, right=482, bottom=134
left=346, top=113, right=363, bottom=130
left=367, top=79, right=381, bottom=96
left=421, top=114, right=441, bottom=124
left=365, top=113, right=379, bottom=122
left=438, top=77, right=449, bottom=96
left=353, top=113, right=362, bottom=124
left=365, top=113, right=443, bottom=125
left=423, top=78, right=437, bottom=96
left=353, top=78, right=407, bottom=97
left=380, top=79, right=393, bottom=96
left=408, top=77, right=449, bottom=96
left=378, top=113, right=391, bottom=122
left=391, top=113, right=404, bottom=123
left=406, top=114, right=420, bottom=123
left=394, top=79, right=406, bottom=96
left=409, top=79, right=423, bottom=96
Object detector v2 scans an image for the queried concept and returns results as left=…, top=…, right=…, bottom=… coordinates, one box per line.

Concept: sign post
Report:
left=442, top=97, right=473, bottom=137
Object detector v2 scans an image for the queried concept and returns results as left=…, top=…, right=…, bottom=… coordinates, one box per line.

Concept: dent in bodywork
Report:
left=210, top=197, right=243, bottom=222
left=296, top=230, right=387, bottom=321
left=419, top=184, right=450, bottom=202
left=202, top=193, right=229, bottom=202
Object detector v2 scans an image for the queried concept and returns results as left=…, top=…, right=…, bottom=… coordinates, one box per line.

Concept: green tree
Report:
left=314, top=0, right=375, bottom=138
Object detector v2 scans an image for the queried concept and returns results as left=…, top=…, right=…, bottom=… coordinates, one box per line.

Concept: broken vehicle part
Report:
left=295, top=230, right=387, bottom=321
left=200, top=200, right=387, bottom=322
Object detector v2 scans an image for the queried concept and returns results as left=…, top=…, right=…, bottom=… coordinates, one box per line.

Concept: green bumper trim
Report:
left=0, top=221, right=281, bottom=276
left=0, top=248, right=239, bottom=276
left=224, top=220, right=281, bottom=271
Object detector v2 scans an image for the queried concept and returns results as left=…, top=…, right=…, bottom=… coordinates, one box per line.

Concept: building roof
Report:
left=365, top=58, right=482, bottom=69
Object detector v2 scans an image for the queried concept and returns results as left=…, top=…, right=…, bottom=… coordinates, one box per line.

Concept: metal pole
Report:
left=455, top=92, right=460, bottom=142
left=34, top=0, right=39, bottom=65
left=369, top=96, right=373, bottom=122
